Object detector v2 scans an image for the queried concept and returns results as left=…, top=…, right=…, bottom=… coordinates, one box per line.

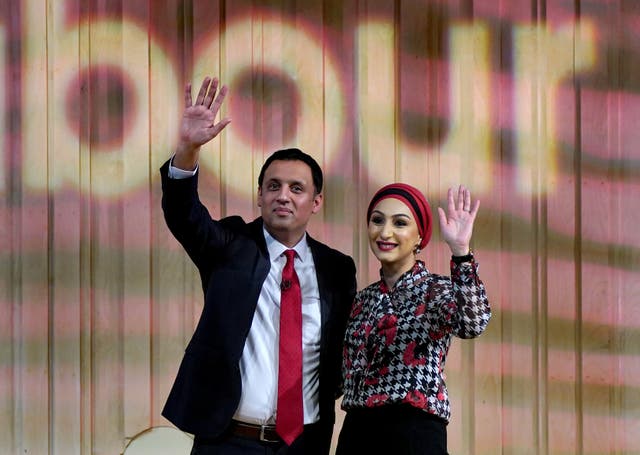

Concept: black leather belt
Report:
left=229, top=420, right=283, bottom=443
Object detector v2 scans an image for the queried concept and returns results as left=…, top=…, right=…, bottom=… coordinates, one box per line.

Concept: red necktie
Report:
left=276, top=249, right=304, bottom=445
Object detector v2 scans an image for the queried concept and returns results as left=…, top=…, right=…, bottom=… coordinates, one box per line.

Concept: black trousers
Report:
left=191, top=421, right=331, bottom=455
left=336, top=405, right=449, bottom=455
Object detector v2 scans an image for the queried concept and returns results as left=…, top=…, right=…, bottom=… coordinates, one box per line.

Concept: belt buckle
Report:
left=259, top=424, right=279, bottom=443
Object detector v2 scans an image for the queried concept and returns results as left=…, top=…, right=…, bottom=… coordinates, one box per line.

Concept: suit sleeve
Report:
left=334, top=254, right=357, bottom=398
left=160, top=159, right=233, bottom=271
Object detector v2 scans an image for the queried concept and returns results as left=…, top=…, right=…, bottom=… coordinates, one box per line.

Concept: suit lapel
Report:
left=307, top=235, right=332, bottom=346
left=248, top=217, right=269, bottom=257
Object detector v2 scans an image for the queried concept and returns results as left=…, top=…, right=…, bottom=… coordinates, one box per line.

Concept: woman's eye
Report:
left=371, top=216, right=384, bottom=224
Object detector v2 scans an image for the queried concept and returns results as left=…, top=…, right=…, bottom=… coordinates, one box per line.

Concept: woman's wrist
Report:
left=449, top=244, right=471, bottom=256
left=451, top=249, right=474, bottom=264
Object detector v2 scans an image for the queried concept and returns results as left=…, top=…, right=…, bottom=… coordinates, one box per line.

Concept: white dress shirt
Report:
left=234, top=230, right=322, bottom=425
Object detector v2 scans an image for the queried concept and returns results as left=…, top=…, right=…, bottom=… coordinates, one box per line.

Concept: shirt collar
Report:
left=379, top=260, right=427, bottom=293
left=263, top=227, right=310, bottom=263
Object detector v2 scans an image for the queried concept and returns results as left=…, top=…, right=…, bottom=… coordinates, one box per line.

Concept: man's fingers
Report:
left=210, top=85, right=228, bottom=115
left=195, top=77, right=211, bottom=106
left=210, top=118, right=232, bottom=137
left=204, top=78, right=219, bottom=108
left=184, top=83, right=193, bottom=108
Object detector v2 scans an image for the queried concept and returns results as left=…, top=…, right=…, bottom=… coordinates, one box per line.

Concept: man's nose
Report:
left=276, top=187, right=291, bottom=201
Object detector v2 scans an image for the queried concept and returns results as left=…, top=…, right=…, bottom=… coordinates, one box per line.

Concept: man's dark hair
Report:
left=258, top=148, right=324, bottom=195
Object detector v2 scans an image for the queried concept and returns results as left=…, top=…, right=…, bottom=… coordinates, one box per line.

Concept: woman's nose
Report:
left=380, top=222, right=393, bottom=238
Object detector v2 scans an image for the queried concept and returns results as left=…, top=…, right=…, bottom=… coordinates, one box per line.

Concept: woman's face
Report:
left=368, top=197, right=422, bottom=271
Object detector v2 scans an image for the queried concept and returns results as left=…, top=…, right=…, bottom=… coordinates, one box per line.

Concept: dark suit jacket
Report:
left=159, top=160, right=357, bottom=445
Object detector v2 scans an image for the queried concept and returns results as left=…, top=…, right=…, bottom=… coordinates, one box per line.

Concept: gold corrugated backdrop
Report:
left=1, top=0, right=638, bottom=454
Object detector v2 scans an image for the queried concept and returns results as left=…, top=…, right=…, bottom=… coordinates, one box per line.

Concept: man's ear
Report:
left=257, top=186, right=263, bottom=207
left=311, top=193, right=324, bottom=214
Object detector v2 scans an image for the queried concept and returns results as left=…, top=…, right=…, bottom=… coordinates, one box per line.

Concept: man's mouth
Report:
left=274, top=207, right=292, bottom=215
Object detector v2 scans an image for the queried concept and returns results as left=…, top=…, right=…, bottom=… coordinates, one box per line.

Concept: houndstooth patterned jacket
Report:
left=341, top=258, right=491, bottom=422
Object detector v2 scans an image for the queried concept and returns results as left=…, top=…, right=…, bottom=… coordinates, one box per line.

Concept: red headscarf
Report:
left=366, top=183, right=433, bottom=250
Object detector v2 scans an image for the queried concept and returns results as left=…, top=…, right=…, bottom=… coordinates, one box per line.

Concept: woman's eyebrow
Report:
left=371, top=210, right=412, bottom=218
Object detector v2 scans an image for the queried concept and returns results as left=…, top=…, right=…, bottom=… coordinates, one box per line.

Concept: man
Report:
left=160, top=76, right=357, bottom=455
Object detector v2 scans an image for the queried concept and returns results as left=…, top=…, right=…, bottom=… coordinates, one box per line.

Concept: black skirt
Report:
left=336, top=404, right=449, bottom=455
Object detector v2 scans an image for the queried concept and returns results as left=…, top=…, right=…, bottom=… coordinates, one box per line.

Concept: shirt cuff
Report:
left=168, top=156, right=198, bottom=179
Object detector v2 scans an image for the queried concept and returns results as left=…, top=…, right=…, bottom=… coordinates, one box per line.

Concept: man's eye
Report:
left=268, top=183, right=279, bottom=190
left=291, top=186, right=303, bottom=193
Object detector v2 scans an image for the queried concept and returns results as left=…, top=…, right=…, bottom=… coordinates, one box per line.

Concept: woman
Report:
left=337, top=183, right=491, bottom=455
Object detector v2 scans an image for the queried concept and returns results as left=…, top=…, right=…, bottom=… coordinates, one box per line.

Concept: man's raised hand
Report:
left=174, top=77, right=231, bottom=170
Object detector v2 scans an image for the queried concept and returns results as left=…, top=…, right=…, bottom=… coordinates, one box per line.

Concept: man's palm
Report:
left=180, top=105, right=218, bottom=149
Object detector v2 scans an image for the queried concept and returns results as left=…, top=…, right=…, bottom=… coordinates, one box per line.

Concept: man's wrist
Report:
left=173, top=141, right=200, bottom=171
left=168, top=155, right=198, bottom=179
